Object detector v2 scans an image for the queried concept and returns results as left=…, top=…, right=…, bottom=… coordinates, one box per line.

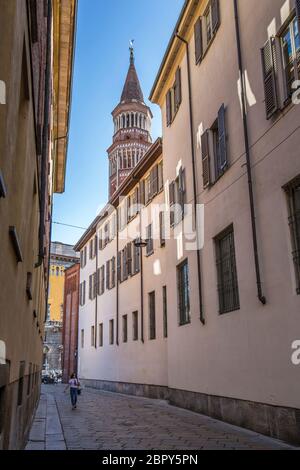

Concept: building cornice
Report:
left=149, top=0, right=200, bottom=105
left=52, top=0, right=78, bottom=194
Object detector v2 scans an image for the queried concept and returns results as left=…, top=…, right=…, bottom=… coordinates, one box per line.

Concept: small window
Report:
left=215, top=225, right=240, bottom=314
left=149, top=292, right=156, bottom=340
left=132, top=311, right=138, bottom=341
left=123, top=315, right=128, bottom=343
left=133, top=241, right=140, bottom=274
left=281, top=17, right=300, bottom=98
left=99, top=323, right=103, bottom=347
left=109, top=319, right=114, bottom=345
left=166, top=67, right=182, bottom=126
left=177, top=260, right=191, bottom=325
left=81, top=329, right=84, bottom=348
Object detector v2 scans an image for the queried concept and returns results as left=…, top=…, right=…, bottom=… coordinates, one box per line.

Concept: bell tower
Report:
left=107, top=43, right=152, bottom=198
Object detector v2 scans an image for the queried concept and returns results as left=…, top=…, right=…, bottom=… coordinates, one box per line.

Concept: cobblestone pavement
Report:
left=26, top=385, right=297, bottom=450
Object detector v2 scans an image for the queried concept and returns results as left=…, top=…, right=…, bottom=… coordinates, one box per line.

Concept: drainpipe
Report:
left=233, top=0, right=266, bottom=305
left=176, top=33, right=205, bottom=324
left=116, top=208, right=119, bottom=346
left=35, top=0, right=52, bottom=270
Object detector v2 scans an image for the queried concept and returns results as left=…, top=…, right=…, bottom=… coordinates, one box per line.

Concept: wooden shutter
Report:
left=94, top=235, right=98, bottom=256
left=296, top=1, right=300, bottom=44
left=139, top=180, right=145, bottom=206
left=89, top=240, right=93, bottom=259
left=80, top=251, right=83, bottom=268
left=106, top=261, right=110, bottom=289
left=133, top=187, right=139, bottom=216
left=218, top=104, right=227, bottom=173
left=169, top=181, right=175, bottom=226
left=194, top=17, right=203, bottom=64
left=160, top=212, right=165, bottom=247
left=175, top=67, right=182, bottom=109
left=99, top=230, right=103, bottom=250
left=117, top=251, right=121, bottom=282
left=84, top=247, right=87, bottom=266
left=179, top=167, right=186, bottom=211
left=89, top=275, right=92, bottom=299
left=158, top=161, right=163, bottom=190
left=153, top=165, right=158, bottom=195
left=93, top=273, right=97, bottom=299
left=83, top=281, right=86, bottom=305
left=101, top=266, right=105, bottom=294
left=211, top=0, right=220, bottom=34
left=201, top=131, right=211, bottom=188
left=127, top=243, right=132, bottom=276
left=166, top=90, right=172, bottom=126
left=261, top=38, right=278, bottom=119
left=79, top=283, right=82, bottom=306
left=111, top=256, right=116, bottom=288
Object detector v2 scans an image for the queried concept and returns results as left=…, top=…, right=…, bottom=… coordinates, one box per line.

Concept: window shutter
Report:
left=127, top=243, right=132, bottom=276
left=175, top=67, right=182, bottom=109
left=133, top=187, right=139, bottom=216
left=179, top=167, right=186, bottom=211
left=94, top=235, right=98, bottom=257
left=106, top=261, right=110, bottom=289
left=261, top=38, right=278, bottom=119
left=89, top=275, right=92, bottom=299
left=211, top=0, right=220, bottom=34
left=169, top=181, right=175, bottom=226
left=218, top=104, right=227, bottom=173
left=139, top=180, right=145, bottom=206
left=80, top=251, right=83, bottom=268
left=160, top=212, right=165, bottom=247
left=194, top=17, right=203, bottom=64
left=296, top=1, right=300, bottom=42
left=84, top=247, right=87, bottom=266
left=201, top=131, right=211, bottom=188
left=166, top=90, right=172, bottom=126
left=111, top=256, right=116, bottom=288
left=83, top=281, right=86, bottom=304
left=153, top=165, right=158, bottom=195
left=93, top=273, right=97, bottom=299
left=101, top=266, right=105, bottom=294
left=158, top=161, right=163, bottom=190
left=89, top=240, right=93, bottom=259
left=117, top=252, right=121, bottom=282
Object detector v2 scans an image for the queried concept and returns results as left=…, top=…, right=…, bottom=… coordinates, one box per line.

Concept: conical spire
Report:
left=120, top=43, right=144, bottom=103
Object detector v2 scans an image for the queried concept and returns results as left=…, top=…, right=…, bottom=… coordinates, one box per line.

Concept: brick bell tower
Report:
left=107, top=43, right=153, bottom=198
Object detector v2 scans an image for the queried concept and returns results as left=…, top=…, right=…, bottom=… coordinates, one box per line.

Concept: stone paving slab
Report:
left=31, top=384, right=297, bottom=451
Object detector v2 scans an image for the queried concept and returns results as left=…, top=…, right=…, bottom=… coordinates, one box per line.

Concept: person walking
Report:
left=64, top=373, right=80, bottom=410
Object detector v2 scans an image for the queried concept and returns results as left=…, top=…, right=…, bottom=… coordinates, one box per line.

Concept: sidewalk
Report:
left=25, top=387, right=66, bottom=450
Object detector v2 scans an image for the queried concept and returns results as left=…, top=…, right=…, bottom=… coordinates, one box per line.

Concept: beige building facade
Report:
left=76, top=0, right=300, bottom=444
left=0, top=0, right=77, bottom=449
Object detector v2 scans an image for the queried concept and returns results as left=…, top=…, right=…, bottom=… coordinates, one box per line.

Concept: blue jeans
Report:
left=70, top=387, right=78, bottom=407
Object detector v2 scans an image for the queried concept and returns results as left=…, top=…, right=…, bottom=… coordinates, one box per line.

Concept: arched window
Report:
left=122, top=114, right=125, bottom=128
left=139, top=114, right=142, bottom=128
left=123, top=152, right=128, bottom=169
left=131, top=113, right=134, bottom=127
left=126, top=114, right=130, bottom=128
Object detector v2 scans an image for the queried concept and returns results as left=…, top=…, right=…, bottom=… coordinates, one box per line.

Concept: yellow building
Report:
left=43, top=243, right=79, bottom=372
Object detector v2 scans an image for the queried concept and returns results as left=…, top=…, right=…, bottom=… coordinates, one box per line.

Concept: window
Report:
left=132, top=311, right=138, bottom=341
left=84, top=246, right=87, bottom=266
left=109, top=319, right=114, bottom=345
left=163, top=286, right=168, bottom=338
left=149, top=292, right=156, bottom=340
left=281, top=16, right=300, bottom=98
left=261, top=9, right=300, bottom=119
left=177, top=260, right=190, bottom=325
left=91, top=326, right=95, bottom=347
left=123, top=315, right=128, bottom=343
left=215, top=225, right=240, bottom=314
left=285, top=176, right=300, bottom=294
left=166, top=67, right=182, bottom=126
left=99, top=323, right=103, bottom=347
left=201, top=104, right=227, bottom=188
left=100, top=266, right=105, bottom=295
left=81, top=329, right=84, bottom=348
left=194, top=0, right=220, bottom=65
left=89, top=274, right=93, bottom=299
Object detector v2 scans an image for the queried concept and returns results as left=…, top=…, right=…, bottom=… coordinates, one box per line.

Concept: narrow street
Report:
left=25, top=385, right=296, bottom=451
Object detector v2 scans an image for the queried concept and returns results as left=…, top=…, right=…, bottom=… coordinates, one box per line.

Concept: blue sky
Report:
left=52, top=0, right=183, bottom=246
